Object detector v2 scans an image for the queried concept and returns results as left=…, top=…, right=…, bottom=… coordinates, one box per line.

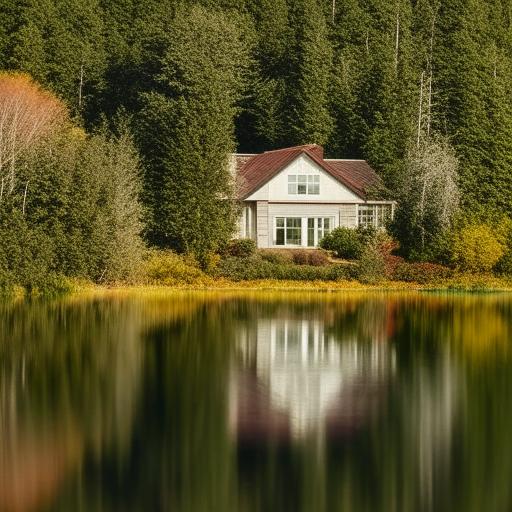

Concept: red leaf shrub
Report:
left=260, top=249, right=330, bottom=266
left=392, top=262, right=453, bottom=283
left=259, top=249, right=294, bottom=265
left=290, top=249, right=330, bottom=266
left=383, top=254, right=405, bottom=277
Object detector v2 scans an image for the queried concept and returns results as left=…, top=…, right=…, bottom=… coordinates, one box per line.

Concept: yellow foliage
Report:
left=452, top=222, right=507, bottom=273
left=143, top=250, right=213, bottom=286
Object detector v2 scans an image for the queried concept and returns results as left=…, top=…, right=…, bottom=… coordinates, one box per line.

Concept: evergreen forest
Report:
left=1, top=0, right=512, bottom=290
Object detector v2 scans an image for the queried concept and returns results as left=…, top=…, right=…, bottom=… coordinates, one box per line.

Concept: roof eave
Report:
left=239, top=150, right=369, bottom=201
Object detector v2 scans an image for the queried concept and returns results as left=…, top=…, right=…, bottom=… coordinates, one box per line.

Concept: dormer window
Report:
left=288, top=174, right=319, bottom=195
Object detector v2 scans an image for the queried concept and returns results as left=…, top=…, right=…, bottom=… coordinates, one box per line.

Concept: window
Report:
left=288, top=174, right=320, bottom=195
left=358, top=204, right=393, bottom=228
left=276, top=217, right=302, bottom=246
left=277, top=217, right=333, bottom=247
left=307, top=218, right=315, bottom=247
left=308, top=217, right=332, bottom=246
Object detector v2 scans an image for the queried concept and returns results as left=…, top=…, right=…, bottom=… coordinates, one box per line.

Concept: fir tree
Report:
left=286, top=0, right=334, bottom=146
left=9, top=0, right=107, bottom=121
left=237, top=0, right=290, bottom=151
left=137, top=5, right=252, bottom=265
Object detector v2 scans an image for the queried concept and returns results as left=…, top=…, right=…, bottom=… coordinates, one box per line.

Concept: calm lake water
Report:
left=1, top=291, right=512, bottom=512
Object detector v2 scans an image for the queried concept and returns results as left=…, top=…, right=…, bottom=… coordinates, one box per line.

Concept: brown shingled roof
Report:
left=235, top=145, right=381, bottom=200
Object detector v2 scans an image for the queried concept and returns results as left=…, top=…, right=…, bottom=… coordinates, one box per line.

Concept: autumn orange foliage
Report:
left=0, top=73, right=67, bottom=194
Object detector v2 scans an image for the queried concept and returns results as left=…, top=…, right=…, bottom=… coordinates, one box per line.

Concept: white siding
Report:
left=239, top=202, right=395, bottom=247
left=339, top=204, right=357, bottom=228
left=256, top=201, right=270, bottom=248
left=238, top=203, right=257, bottom=239
left=245, top=154, right=362, bottom=202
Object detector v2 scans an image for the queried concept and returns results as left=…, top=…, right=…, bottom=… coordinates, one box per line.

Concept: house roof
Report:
left=234, top=144, right=382, bottom=200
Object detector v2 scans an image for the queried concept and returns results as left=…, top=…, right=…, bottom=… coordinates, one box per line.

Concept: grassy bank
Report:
left=58, top=275, right=512, bottom=298
left=3, top=248, right=512, bottom=299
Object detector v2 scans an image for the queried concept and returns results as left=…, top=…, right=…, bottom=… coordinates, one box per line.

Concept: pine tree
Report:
left=0, top=0, right=23, bottom=69
left=327, top=0, right=368, bottom=158
left=357, top=0, right=416, bottom=192
left=433, top=0, right=512, bottom=216
left=9, top=0, right=107, bottom=121
left=285, top=0, right=334, bottom=146
left=99, top=0, right=177, bottom=118
left=137, top=5, right=252, bottom=264
left=237, top=0, right=290, bottom=151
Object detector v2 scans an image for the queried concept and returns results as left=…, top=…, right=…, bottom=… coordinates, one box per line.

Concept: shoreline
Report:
left=69, top=277, right=512, bottom=296
left=4, top=275, right=512, bottom=301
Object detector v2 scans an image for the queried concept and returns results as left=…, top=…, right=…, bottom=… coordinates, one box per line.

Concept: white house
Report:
left=233, top=144, right=395, bottom=248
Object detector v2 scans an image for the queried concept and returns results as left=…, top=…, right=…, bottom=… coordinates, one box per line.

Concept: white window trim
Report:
left=287, top=173, right=320, bottom=196
left=356, top=203, right=394, bottom=228
left=273, top=216, right=336, bottom=248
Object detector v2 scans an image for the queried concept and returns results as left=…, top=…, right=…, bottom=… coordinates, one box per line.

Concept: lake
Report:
left=1, top=290, right=512, bottom=512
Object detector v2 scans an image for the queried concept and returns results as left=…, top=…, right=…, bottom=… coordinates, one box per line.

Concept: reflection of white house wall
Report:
left=408, top=349, right=460, bottom=504
left=253, top=318, right=394, bottom=438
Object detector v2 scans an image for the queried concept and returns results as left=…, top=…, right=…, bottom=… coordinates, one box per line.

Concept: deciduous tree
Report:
left=0, top=73, right=67, bottom=197
left=391, top=135, right=459, bottom=260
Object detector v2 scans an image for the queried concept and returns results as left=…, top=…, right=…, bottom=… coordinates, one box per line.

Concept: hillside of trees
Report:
left=1, top=0, right=512, bottom=289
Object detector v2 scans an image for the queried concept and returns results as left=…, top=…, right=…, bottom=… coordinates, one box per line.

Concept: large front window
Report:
left=288, top=174, right=320, bottom=195
left=276, top=217, right=302, bottom=245
left=358, top=204, right=392, bottom=228
left=275, top=217, right=334, bottom=246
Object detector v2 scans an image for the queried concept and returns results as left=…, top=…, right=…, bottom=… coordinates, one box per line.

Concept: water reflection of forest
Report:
left=0, top=292, right=511, bottom=512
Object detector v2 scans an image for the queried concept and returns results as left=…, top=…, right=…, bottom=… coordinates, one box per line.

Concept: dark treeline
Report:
left=3, top=0, right=512, bottom=208
left=1, top=0, right=512, bottom=288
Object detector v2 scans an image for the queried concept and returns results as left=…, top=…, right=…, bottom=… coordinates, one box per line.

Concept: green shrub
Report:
left=496, top=252, right=512, bottom=276
left=28, top=273, right=74, bottom=296
left=320, top=225, right=379, bottom=260
left=216, top=256, right=275, bottom=280
left=452, top=222, right=506, bottom=273
left=225, top=238, right=257, bottom=258
left=393, top=262, right=453, bottom=283
left=496, top=223, right=512, bottom=276
left=216, top=256, right=353, bottom=281
left=320, top=227, right=363, bottom=259
left=356, top=245, right=386, bottom=284
left=144, top=250, right=208, bottom=285
left=280, top=263, right=352, bottom=281
left=356, top=225, right=378, bottom=246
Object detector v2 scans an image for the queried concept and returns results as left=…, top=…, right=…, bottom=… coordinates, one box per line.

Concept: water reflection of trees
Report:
left=230, top=294, right=512, bottom=512
left=0, top=292, right=511, bottom=512
left=0, top=294, right=206, bottom=512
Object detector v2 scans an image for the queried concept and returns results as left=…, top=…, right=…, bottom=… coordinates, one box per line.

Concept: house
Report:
left=232, top=144, right=395, bottom=248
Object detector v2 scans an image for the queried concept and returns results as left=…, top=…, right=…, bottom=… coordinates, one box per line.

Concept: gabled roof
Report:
left=234, top=144, right=382, bottom=200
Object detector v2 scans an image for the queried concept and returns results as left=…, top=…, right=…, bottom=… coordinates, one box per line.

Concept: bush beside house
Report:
left=451, top=222, right=508, bottom=273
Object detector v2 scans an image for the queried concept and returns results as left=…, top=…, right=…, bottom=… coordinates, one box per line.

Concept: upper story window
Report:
left=288, top=174, right=320, bottom=195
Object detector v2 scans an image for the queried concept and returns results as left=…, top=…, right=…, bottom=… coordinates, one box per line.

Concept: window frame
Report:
left=275, top=216, right=334, bottom=247
left=357, top=204, right=393, bottom=228
left=288, top=174, right=320, bottom=196
left=275, top=217, right=303, bottom=246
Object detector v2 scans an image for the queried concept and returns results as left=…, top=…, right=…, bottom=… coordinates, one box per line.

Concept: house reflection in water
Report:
left=230, top=317, right=396, bottom=445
